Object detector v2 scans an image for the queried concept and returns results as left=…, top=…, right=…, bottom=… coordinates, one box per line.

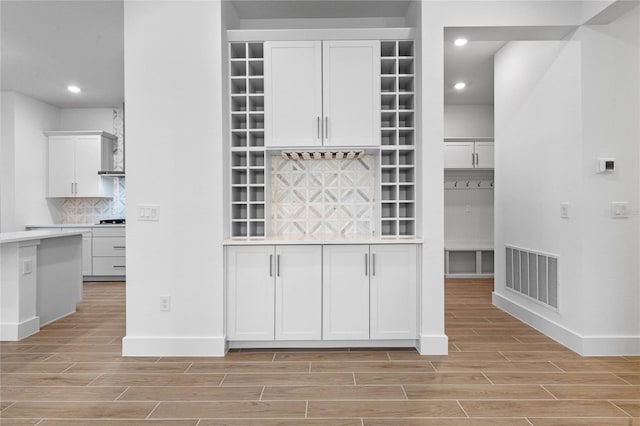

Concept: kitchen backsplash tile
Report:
left=57, top=107, right=126, bottom=224
left=271, top=155, right=375, bottom=237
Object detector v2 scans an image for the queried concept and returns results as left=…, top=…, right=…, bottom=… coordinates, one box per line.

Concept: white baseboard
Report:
left=0, top=316, right=40, bottom=341
left=418, top=334, right=448, bottom=355
left=122, top=336, right=228, bottom=357
left=229, top=340, right=417, bottom=350
left=493, top=292, right=640, bottom=356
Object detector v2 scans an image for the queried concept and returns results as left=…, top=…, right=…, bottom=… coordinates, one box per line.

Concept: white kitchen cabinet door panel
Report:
left=264, top=41, right=322, bottom=148
left=475, top=141, right=494, bottom=168
left=444, top=142, right=475, bottom=169
left=275, top=245, right=322, bottom=341
left=48, top=136, right=75, bottom=197
left=370, top=244, right=417, bottom=339
left=74, top=136, right=103, bottom=197
left=322, top=41, right=380, bottom=147
left=227, top=246, right=275, bottom=341
left=323, top=245, right=369, bottom=340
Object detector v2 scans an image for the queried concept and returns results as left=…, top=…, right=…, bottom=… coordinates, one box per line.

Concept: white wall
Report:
left=576, top=8, right=639, bottom=349
left=494, top=40, right=586, bottom=337
left=60, top=108, right=114, bottom=132
left=444, top=104, right=494, bottom=138
left=418, top=0, right=592, bottom=355
left=123, top=1, right=225, bottom=356
left=1, top=92, right=61, bottom=231
left=494, top=7, right=639, bottom=355
left=1, top=92, right=17, bottom=232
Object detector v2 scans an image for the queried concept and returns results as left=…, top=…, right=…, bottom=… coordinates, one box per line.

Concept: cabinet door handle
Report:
left=475, top=152, right=479, bottom=166
left=325, top=116, right=328, bottom=139
left=71, top=182, right=74, bottom=194
left=317, top=116, right=320, bottom=139
left=112, top=265, right=126, bottom=268
left=471, top=152, right=475, bottom=166
left=372, top=253, right=376, bottom=276
left=113, top=246, right=126, bottom=249
left=277, top=254, right=280, bottom=277
left=365, top=253, right=368, bottom=276
left=269, top=254, right=273, bottom=277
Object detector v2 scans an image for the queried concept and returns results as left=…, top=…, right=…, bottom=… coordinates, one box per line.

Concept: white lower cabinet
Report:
left=323, top=244, right=418, bottom=340
left=227, top=243, right=418, bottom=343
left=275, top=245, right=322, bottom=340
left=322, top=245, right=370, bottom=340
left=370, top=244, right=417, bottom=339
left=227, top=245, right=322, bottom=341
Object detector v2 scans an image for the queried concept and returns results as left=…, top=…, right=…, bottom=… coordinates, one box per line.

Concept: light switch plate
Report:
left=138, top=204, right=160, bottom=221
left=560, top=202, right=570, bottom=219
left=611, top=202, right=628, bottom=218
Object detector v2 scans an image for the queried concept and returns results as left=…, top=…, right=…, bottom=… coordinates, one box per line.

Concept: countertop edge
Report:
left=224, top=238, right=424, bottom=245
left=26, top=224, right=126, bottom=229
left=1, top=230, right=87, bottom=244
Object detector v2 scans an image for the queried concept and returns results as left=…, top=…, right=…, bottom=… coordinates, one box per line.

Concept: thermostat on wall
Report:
left=596, top=158, right=615, bottom=173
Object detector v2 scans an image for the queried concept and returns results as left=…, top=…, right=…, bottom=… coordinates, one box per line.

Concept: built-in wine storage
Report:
left=230, top=42, right=266, bottom=238
left=380, top=40, right=416, bottom=237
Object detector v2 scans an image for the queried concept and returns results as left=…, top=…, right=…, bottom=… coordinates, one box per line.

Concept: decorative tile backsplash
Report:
left=56, top=107, right=126, bottom=224
left=271, top=155, right=376, bottom=237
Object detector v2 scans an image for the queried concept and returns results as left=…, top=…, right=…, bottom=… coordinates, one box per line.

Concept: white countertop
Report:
left=1, top=230, right=86, bottom=244
left=26, top=224, right=125, bottom=228
left=224, top=235, right=423, bottom=245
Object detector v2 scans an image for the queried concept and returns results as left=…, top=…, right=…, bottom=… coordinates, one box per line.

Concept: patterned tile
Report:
left=271, top=156, right=375, bottom=238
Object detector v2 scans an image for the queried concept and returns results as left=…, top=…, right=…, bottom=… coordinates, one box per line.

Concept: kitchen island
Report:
left=1, top=230, right=84, bottom=340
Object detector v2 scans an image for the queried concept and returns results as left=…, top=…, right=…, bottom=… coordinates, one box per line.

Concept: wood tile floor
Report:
left=1, top=279, right=638, bottom=425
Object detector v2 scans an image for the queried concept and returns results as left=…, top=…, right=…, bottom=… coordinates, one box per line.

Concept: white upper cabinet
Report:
left=474, top=141, right=495, bottom=168
left=264, top=40, right=380, bottom=148
left=47, top=131, right=115, bottom=198
left=264, top=41, right=323, bottom=147
left=322, top=41, right=381, bottom=147
left=444, top=140, right=494, bottom=169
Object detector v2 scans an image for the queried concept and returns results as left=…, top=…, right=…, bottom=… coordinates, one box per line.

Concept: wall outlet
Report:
left=611, top=202, right=628, bottom=219
left=560, top=202, right=570, bottom=219
left=138, top=204, right=160, bottom=221
left=22, top=259, right=34, bottom=275
left=159, top=295, right=171, bottom=312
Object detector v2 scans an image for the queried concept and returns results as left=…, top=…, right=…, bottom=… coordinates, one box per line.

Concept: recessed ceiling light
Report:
left=454, top=38, right=468, bottom=47
left=67, top=85, right=81, bottom=94
left=454, top=82, right=466, bottom=90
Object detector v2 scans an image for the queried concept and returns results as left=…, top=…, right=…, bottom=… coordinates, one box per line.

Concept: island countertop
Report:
left=1, top=230, right=86, bottom=244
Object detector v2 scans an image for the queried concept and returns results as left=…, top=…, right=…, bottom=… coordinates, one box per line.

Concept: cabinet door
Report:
left=322, top=245, right=370, bottom=340
left=475, top=141, right=494, bottom=169
left=48, top=136, right=76, bottom=197
left=275, top=245, right=322, bottom=340
left=444, top=142, right=475, bottom=169
left=227, top=246, right=275, bottom=340
left=264, top=41, right=323, bottom=147
left=370, top=245, right=417, bottom=339
left=74, top=135, right=104, bottom=197
left=322, top=41, right=380, bottom=147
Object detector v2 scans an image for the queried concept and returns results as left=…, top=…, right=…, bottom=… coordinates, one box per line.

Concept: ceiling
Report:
left=444, top=41, right=504, bottom=105
left=1, top=0, right=575, bottom=109
left=0, top=0, right=124, bottom=108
